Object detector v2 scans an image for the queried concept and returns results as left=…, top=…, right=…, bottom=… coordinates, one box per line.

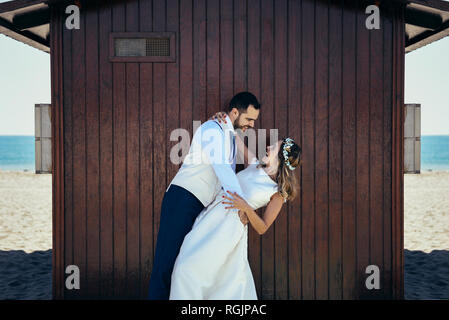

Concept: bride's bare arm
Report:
left=223, top=191, right=284, bottom=235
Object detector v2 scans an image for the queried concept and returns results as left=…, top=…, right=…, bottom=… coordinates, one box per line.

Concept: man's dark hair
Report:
left=228, top=92, right=261, bottom=113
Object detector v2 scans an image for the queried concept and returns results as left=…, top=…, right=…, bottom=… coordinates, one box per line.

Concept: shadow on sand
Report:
left=0, top=248, right=448, bottom=299
left=0, top=249, right=51, bottom=300
left=405, top=249, right=449, bottom=300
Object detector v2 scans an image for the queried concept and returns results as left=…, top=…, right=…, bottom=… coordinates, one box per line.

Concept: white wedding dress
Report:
left=169, top=157, right=278, bottom=300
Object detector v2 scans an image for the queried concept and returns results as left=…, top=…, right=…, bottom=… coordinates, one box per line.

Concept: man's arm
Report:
left=211, top=162, right=247, bottom=201
left=200, top=121, right=248, bottom=202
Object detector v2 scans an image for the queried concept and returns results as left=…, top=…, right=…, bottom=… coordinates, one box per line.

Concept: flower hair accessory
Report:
left=282, top=137, right=296, bottom=171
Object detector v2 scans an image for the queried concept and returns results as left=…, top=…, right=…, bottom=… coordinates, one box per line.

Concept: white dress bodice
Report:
left=235, top=158, right=278, bottom=210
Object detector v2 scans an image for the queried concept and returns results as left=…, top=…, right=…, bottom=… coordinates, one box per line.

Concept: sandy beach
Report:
left=0, top=170, right=448, bottom=299
left=0, top=171, right=52, bottom=300
left=404, top=170, right=449, bottom=300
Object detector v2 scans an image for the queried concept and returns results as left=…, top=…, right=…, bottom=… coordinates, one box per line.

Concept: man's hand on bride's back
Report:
left=238, top=210, right=249, bottom=225
left=209, top=111, right=227, bottom=124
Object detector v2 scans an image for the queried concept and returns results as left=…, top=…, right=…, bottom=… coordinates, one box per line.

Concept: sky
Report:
left=0, top=0, right=448, bottom=136
left=405, top=35, right=449, bottom=135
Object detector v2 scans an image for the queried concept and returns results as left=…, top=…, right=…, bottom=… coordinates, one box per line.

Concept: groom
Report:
left=148, top=92, right=261, bottom=299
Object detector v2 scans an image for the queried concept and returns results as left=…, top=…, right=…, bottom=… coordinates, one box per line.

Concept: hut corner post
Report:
left=50, top=4, right=65, bottom=300
left=392, top=2, right=405, bottom=300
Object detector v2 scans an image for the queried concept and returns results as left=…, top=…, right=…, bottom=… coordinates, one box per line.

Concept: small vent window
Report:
left=115, top=38, right=146, bottom=57
left=110, top=32, right=176, bottom=62
left=146, top=38, right=170, bottom=56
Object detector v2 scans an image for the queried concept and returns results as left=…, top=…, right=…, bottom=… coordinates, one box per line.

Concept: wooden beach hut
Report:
left=1, top=0, right=448, bottom=299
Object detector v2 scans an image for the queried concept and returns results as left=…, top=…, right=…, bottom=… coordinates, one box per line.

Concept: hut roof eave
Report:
left=0, top=0, right=448, bottom=54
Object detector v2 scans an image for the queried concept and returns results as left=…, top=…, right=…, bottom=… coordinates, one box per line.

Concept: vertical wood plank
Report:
left=233, top=0, right=247, bottom=93
left=41, top=105, right=52, bottom=138
left=399, top=6, right=405, bottom=300
left=139, top=0, right=154, bottom=298
left=369, top=3, right=384, bottom=299
left=166, top=0, right=180, bottom=232
left=166, top=0, right=180, bottom=198
left=260, top=0, right=275, bottom=300
left=179, top=0, right=193, bottom=146
left=62, top=5, right=73, bottom=299
left=56, top=15, right=65, bottom=297
left=193, top=0, right=207, bottom=121
left=247, top=0, right=262, bottom=298
left=152, top=0, right=167, bottom=250
left=71, top=4, right=87, bottom=298
left=301, top=0, right=315, bottom=300
left=112, top=0, right=127, bottom=298
left=341, top=0, right=357, bottom=300
left=382, top=6, right=393, bottom=299
left=392, top=5, right=399, bottom=300
left=220, top=0, right=234, bottom=110
left=274, top=0, right=288, bottom=300
left=392, top=4, right=405, bottom=299
left=35, top=106, right=42, bottom=172
left=315, top=0, right=329, bottom=300
left=50, top=5, right=65, bottom=299
left=392, top=6, right=398, bottom=299
left=287, top=0, right=302, bottom=300
left=42, top=138, right=52, bottom=173
left=98, top=1, right=114, bottom=298
left=206, top=0, right=220, bottom=118
left=328, top=0, right=343, bottom=300
left=355, top=0, right=370, bottom=298
left=393, top=9, right=400, bottom=299
left=85, top=2, right=100, bottom=298
left=125, top=0, right=141, bottom=299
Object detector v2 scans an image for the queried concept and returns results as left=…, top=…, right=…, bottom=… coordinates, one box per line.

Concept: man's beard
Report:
left=233, top=113, right=250, bottom=131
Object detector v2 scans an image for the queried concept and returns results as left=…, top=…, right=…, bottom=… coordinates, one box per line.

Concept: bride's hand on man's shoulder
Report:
left=209, top=111, right=227, bottom=123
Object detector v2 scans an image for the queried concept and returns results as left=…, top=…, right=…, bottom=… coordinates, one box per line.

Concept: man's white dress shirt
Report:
left=168, top=114, right=247, bottom=208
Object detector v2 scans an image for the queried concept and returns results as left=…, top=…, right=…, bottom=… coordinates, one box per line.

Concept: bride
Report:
left=169, top=118, right=302, bottom=300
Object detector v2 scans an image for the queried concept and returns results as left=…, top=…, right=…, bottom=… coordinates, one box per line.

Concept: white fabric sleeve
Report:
left=211, top=163, right=248, bottom=202
left=200, top=122, right=248, bottom=202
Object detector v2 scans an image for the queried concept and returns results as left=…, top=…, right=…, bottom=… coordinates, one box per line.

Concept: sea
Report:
left=0, top=135, right=448, bottom=172
left=0, top=136, right=35, bottom=171
left=420, top=135, right=449, bottom=171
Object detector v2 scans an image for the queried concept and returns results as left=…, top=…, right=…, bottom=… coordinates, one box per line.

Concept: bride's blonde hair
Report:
left=257, top=137, right=302, bottom=202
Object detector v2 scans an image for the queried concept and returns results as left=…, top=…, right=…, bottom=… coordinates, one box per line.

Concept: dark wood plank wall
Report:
left=392, top=3, right=405, bottom=300
left=50, top=5, right=64, bottom=300
left=52, top=0, right=405, bottom=299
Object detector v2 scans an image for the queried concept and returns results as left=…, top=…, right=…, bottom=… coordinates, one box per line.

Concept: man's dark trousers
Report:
left=147, top=184, right=205, bottom=299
